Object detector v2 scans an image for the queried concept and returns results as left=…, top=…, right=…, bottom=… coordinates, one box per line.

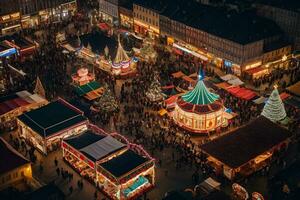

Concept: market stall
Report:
left=286, top=81, right=300, bottom=97
left=97, top=149, right=155, bottom=200
left=0, top=90, right=48, bottom=129
left=62, top=126, right=155, bottom=200
left=62, top=130, right=127, bottom=183
left=226, top=86, right=257, bottom=100
left=5, top=37, right=37, bottom=59
left=17, top=98, right=88, bottom=154
left=201, top=116, right=292, bottom=180
left=74, top=81, right=105, bottom=101
left=0, top=41, right=17, bottom=58
left=71, top=67, right=95, bottom=86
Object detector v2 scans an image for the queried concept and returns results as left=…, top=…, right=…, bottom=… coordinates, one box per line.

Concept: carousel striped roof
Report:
left=181, top=80, right=219, bottom=105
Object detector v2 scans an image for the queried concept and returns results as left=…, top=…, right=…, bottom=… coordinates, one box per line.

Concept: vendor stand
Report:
left=201, top=116, right=292, bottom=180
left=62, top=130, right=127, bottom=184
left=62, top=126, right=155, bottom=200
left=17, top=98, right=88, bottom=154
left=0, top=90, right=48, bottom=129
left=97, top=149, right=155, bottom=200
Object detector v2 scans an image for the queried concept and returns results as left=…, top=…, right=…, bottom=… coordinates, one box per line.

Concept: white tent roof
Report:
left=228, top=78, right=244, bottom=86
left=80, top=135, right=126, bottom=161
left=16, top=90, right=31, bottom=98
left=29, top=94, right=47, bottom=103
left=253, top=96, right=267, bottom=104
left=220, top=74, right=237, bottom=81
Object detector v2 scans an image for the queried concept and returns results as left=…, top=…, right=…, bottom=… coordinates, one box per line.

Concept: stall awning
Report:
left=182, top=75, right=196, bottom=83
left=246, top=67, right=268, bottom=76
left=286, top=81, right=300, bottom=97
left=280, top=92, right=291, bottom=101
left=158, top=109, right=167, bottom=116
left=123, top=176, right=149, bottom=197
left=165, top=95, right=178, bottom=106
left=228, top=78, right=244, bottom=86
left=80, top=135, right=126, bottom=161
left=172, top=71, right=185, bottom=78
left=215, top=82, right=231, bottom=90
left=226, top=86, right=257, bottom=100
left=220, top=74, right=237, bottom=81
left=252, top=96, right=266, bottom=104
left=98, top=23, right=110, bottom=30
left=75, top=81, right=103, bottom=100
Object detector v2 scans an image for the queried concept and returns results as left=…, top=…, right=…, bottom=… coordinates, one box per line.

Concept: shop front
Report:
left=21, top=15, right=39, bottom=29
left=172, top=42, right=209, bottom=62
left=120, top=14, right=133, bottom=30
left=39, top=10, right=50, bottom=24
left=133, top=20, right=159, bottom=38
left=0, top=12, right=21, bottom=35
left=17, top=99, right=88, bottom=154
left=61, top=0, right=77, bottom=18
left=97, top=150, right=155, bottom=200
left=222, top=59, right=241, bottom=76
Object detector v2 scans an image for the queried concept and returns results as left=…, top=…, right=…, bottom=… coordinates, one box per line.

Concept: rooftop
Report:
left=64, top=130, right=105, bottom=149
left=258, top=0, right=300, bottom=13
left=64, top=131, right=126, bottom=162
left=201, top=116, right=292, bottom=168
left=134, top=0, right=283, bottom=44
left=18, top=99, right=87, bottom=138
left=181, top=80, right=219, bottom=105
left=0, top=137, right=30, bottom=174
left=25, top=183, right=65, bottom=200
left=100, top=149, right=149, bottom=178
left=0, top=90, right=46, bottom=116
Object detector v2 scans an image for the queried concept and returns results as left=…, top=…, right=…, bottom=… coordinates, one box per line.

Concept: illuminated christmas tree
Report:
left=261, top=86, right=286, bottom=122
left=145, top=74, right=165, bottom=102
left=93, top=85, right=119, bottom=113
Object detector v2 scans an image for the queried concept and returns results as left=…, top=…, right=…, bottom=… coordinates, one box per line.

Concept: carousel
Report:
left=97, top=36, right=138, bottom=77
left=172, top=73, right=227, bottom=133
left=71, top=67, right=95, bottom=86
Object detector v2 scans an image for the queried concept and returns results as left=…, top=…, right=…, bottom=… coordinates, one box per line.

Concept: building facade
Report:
left=135, top=0, right=290, bottom=76
left=0, top=137, right=32, bottom=191
left=0, top=0, right=21, bottom=35
left=0, top=0, right=77, bottom=35
left=119, top=3, right=133, bottom=29
left=99, top=0, right=119, bottom=25
left=256, top=3, right=300, bottom=50
left=133, top=3, right=160, bottom=37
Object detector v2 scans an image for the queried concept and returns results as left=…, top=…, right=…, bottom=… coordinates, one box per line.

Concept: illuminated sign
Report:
left=224, top=60, right=232, bottom=67
left=173, top=43, right=208, bottom=61
left=0, top=48, right=17, bottom=57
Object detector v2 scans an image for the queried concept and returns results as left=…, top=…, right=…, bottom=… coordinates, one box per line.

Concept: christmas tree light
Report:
left=261, top=85, right=286, bottom=122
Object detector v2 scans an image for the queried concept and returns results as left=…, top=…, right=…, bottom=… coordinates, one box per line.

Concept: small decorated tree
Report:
left=145, top=74, right=165, bottom=102
left=93, top=85, right=119, bottom=113
left=261, top=86, right=287, bottom=122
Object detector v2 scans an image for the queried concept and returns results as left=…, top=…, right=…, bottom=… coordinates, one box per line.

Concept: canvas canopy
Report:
left=220, top=74, right=237, bottom=81
left=228, top=78, right=244, bottom=86
left=226, top=86, right=257, bottom=100
left=80, top=135, right=126, bottom=161
left=253, top=96, right=267, bottom=104
left=172, top=71, right=185, bottom=78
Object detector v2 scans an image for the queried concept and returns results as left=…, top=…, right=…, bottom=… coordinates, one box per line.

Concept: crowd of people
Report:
left=0, top=9, right=299, bottom=199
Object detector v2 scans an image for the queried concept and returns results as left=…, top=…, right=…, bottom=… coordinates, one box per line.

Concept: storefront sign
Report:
left=224, top=60, right=232, bottom=67
left=173, top=43, right=208, bottom=61
left=0, top=48, right=17, bottom=57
